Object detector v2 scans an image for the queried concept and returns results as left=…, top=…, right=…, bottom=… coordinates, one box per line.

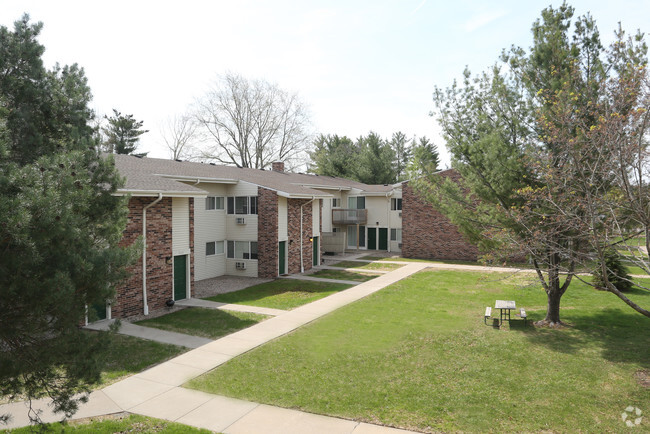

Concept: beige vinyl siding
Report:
left=278, top=196, right=288, bottom=241
left=225, top=181, right=259, bottom=277
left=193, top=184, right=227, bottom=281
left=172, top=197, right=190, bottom=256
left=321, top=196, right=333, bottom=232
left=389, top=190, right=403, bottom=252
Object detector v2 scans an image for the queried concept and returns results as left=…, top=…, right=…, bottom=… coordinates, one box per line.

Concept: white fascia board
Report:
left=297, top=184, right=352, bottom=191
left=362, top=191, right=394, bottom=197
left=276, top=191, right=332, bottom=199
left=116, top=189, right=208, bottom=198
left=154, top=174, right=239, bottom=184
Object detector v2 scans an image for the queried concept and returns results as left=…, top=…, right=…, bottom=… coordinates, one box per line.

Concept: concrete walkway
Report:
left=176, top=298, right=288, bottom=316
left=280, top=274, right=362, bottom=285
left=316, top=265, right=389, bottom=274
left=85, top=320, right=213, bottom=349
left=2, top=262, right=428, bottom=433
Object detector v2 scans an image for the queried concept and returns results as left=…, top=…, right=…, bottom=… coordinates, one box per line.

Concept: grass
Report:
left=329, top=260, right=404, bottom=271
left=309, top=269, right=378, bottom=282
left=187, top=269, right=650, bottom=433
left=101, top=333, right=186, bottom=384
left=135, top=308, right=268, bottom=340
left=205, top=279, right=353, bottom=310
left=7, top=413, right=211, bottom=433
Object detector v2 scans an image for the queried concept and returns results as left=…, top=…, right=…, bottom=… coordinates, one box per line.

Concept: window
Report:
left=348, top=196, right=365, bottom=209
left=206, top=241, right=225, bottom=256
left=235, top=196, right=248, bottom=214
left=227, top=241, right=258, bottom=260
left=332, top=227, right=339, bottom=233
left=206, top=196, right=225, bottom=210
left=391, top=198, right=402, bottom=211
left=390, top=228, right=402, bottom=242
left=332, top=198, right=340, bottom=208
left=228, top=196, right=258, bottom=215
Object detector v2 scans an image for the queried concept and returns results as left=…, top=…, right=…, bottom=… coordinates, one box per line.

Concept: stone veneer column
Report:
left=257, top=187, right=279, bottom=278
left=402, top=175, right=478, bottom=261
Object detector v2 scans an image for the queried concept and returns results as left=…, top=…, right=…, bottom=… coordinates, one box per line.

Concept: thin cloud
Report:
left=411, top=0, right=427, bottom=15
left=464, top=9, right=508, bottom=32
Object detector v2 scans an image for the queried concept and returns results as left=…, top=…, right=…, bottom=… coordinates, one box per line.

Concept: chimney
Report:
left=272, top=161, right=285, bottom=172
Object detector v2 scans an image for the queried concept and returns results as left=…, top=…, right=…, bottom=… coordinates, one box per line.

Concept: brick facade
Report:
left=287, top=198, right=313, bottom=274
left=113, top=196, right=174, bottom=319
left=402, top=173, right=478, bottom=261
left=257, top=187, right=279, bottom=278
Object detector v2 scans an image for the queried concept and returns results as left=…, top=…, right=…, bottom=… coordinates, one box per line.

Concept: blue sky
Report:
left=2, top=0, right=649, bottom=167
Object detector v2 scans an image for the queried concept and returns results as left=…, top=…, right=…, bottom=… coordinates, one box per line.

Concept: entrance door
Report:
left=279, top=241, right=286, bottom=275
left=367, top=228, right=377, bottom=250
left=378, top=228, right=388, bottom=250
left=312, top=236, right=319, bottom=266
left=91, top=302, right=107, bottom=321
left=173, top=255, right=187, bottom=300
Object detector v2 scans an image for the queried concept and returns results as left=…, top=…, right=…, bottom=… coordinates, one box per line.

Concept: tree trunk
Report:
left=542, top=289, right=563, bottom=326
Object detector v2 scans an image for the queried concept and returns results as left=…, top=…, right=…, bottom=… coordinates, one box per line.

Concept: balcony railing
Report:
left=332, top=208, right=367, bottom=225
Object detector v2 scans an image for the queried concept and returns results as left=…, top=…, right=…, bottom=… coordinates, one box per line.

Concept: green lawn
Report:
left=135, top=308, right=268, bottom=340
left=329, top=260, right=404, bottom=271
left=187, top=270, right=650, bottom=432
left=205, top=279, right=353, bottom=310
left=101, top=333, right=186, bottom=384
left=310, top=269, right=378, bottom=282
left=7, top=413, right=210, bottom=433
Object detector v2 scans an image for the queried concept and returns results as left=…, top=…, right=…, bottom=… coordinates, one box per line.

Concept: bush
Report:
left=593, top=248, right=633, bottom=292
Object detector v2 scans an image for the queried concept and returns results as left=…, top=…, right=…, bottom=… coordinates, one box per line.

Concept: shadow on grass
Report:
left=206, top=279, right=353, bottom=310
left=512, top=300, right=650, bottom=368
left=135, top=308, right=266, bottom=340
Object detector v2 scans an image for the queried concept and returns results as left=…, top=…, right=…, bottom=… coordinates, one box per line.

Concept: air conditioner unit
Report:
left=398, top=212, right=402, bottom=218
left=236, top=217, right=246, bottom=225
left=235, top=261, right=246, bottom=270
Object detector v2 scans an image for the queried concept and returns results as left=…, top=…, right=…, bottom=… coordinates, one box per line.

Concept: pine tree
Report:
left=102, top=109, right=149, bottom=156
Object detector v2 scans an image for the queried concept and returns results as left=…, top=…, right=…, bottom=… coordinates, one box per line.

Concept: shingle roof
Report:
left=112, top=154, right=399, bottom=197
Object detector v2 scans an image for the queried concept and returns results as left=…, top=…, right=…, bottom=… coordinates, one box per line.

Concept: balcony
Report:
left=332, top=208, right=367, bottom=225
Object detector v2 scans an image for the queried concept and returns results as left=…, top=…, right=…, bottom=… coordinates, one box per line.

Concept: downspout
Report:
left=142, top=193, right=163, bottom=315
left=300, top=197, right=316, bottom=273
left=386, top=191, right=393, bottom=253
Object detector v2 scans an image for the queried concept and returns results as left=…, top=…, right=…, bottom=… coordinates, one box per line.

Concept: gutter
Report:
left=300, top=197, right=316, bottom=273
left=142, top=193, right=163, bottom=315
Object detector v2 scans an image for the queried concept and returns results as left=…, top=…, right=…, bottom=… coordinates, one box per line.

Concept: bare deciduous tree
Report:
left=160, top=114, right=197, bottom=160
left=193, top=72, right=312, bottom=170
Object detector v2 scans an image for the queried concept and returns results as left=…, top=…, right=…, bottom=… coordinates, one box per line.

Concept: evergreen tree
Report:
left=407, top=136, right=439, bottom=178
left=0, top=16, right=137, bottom=423
left=389, top=131, right=411, bottom=181
left=308, top=134, right=359, bottom=179
left=355, top=132, right=396, bottom=185
left=102, top=109, right=149, bottom=156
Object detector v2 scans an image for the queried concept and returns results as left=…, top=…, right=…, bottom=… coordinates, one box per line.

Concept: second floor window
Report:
left=391, top=198, right=402, bottom=210
left=227, top=196, right=258, bottom=215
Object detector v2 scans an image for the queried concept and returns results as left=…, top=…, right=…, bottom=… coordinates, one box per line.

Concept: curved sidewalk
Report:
left=2, top=262, right=428, bottom=433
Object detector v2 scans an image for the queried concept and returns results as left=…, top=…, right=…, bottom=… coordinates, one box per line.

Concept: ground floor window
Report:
left=206, top=240, right=225, bottom=256
left=227, top=241, right=258, bottom=259
left=391, top=228, right=402, bottom=242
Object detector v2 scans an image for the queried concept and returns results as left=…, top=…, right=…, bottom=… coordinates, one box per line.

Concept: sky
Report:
left=2, top=0, right=650, bottom=168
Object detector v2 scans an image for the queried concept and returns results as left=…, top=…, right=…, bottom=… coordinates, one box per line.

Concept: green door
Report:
left=312, top=236, right=319, bottom=266
left=367, top=228, right=377, bottom=250
left=173, top=255, right=187, bottom=300
left=279, top=241, right=286, bottom=275
left=379, top=228, right=388, bottom=250
left=91, top=302, right=107, bottom=321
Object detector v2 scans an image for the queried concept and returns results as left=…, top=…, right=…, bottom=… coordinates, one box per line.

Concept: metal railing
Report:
left=332, top=208, right=367, bottom=225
